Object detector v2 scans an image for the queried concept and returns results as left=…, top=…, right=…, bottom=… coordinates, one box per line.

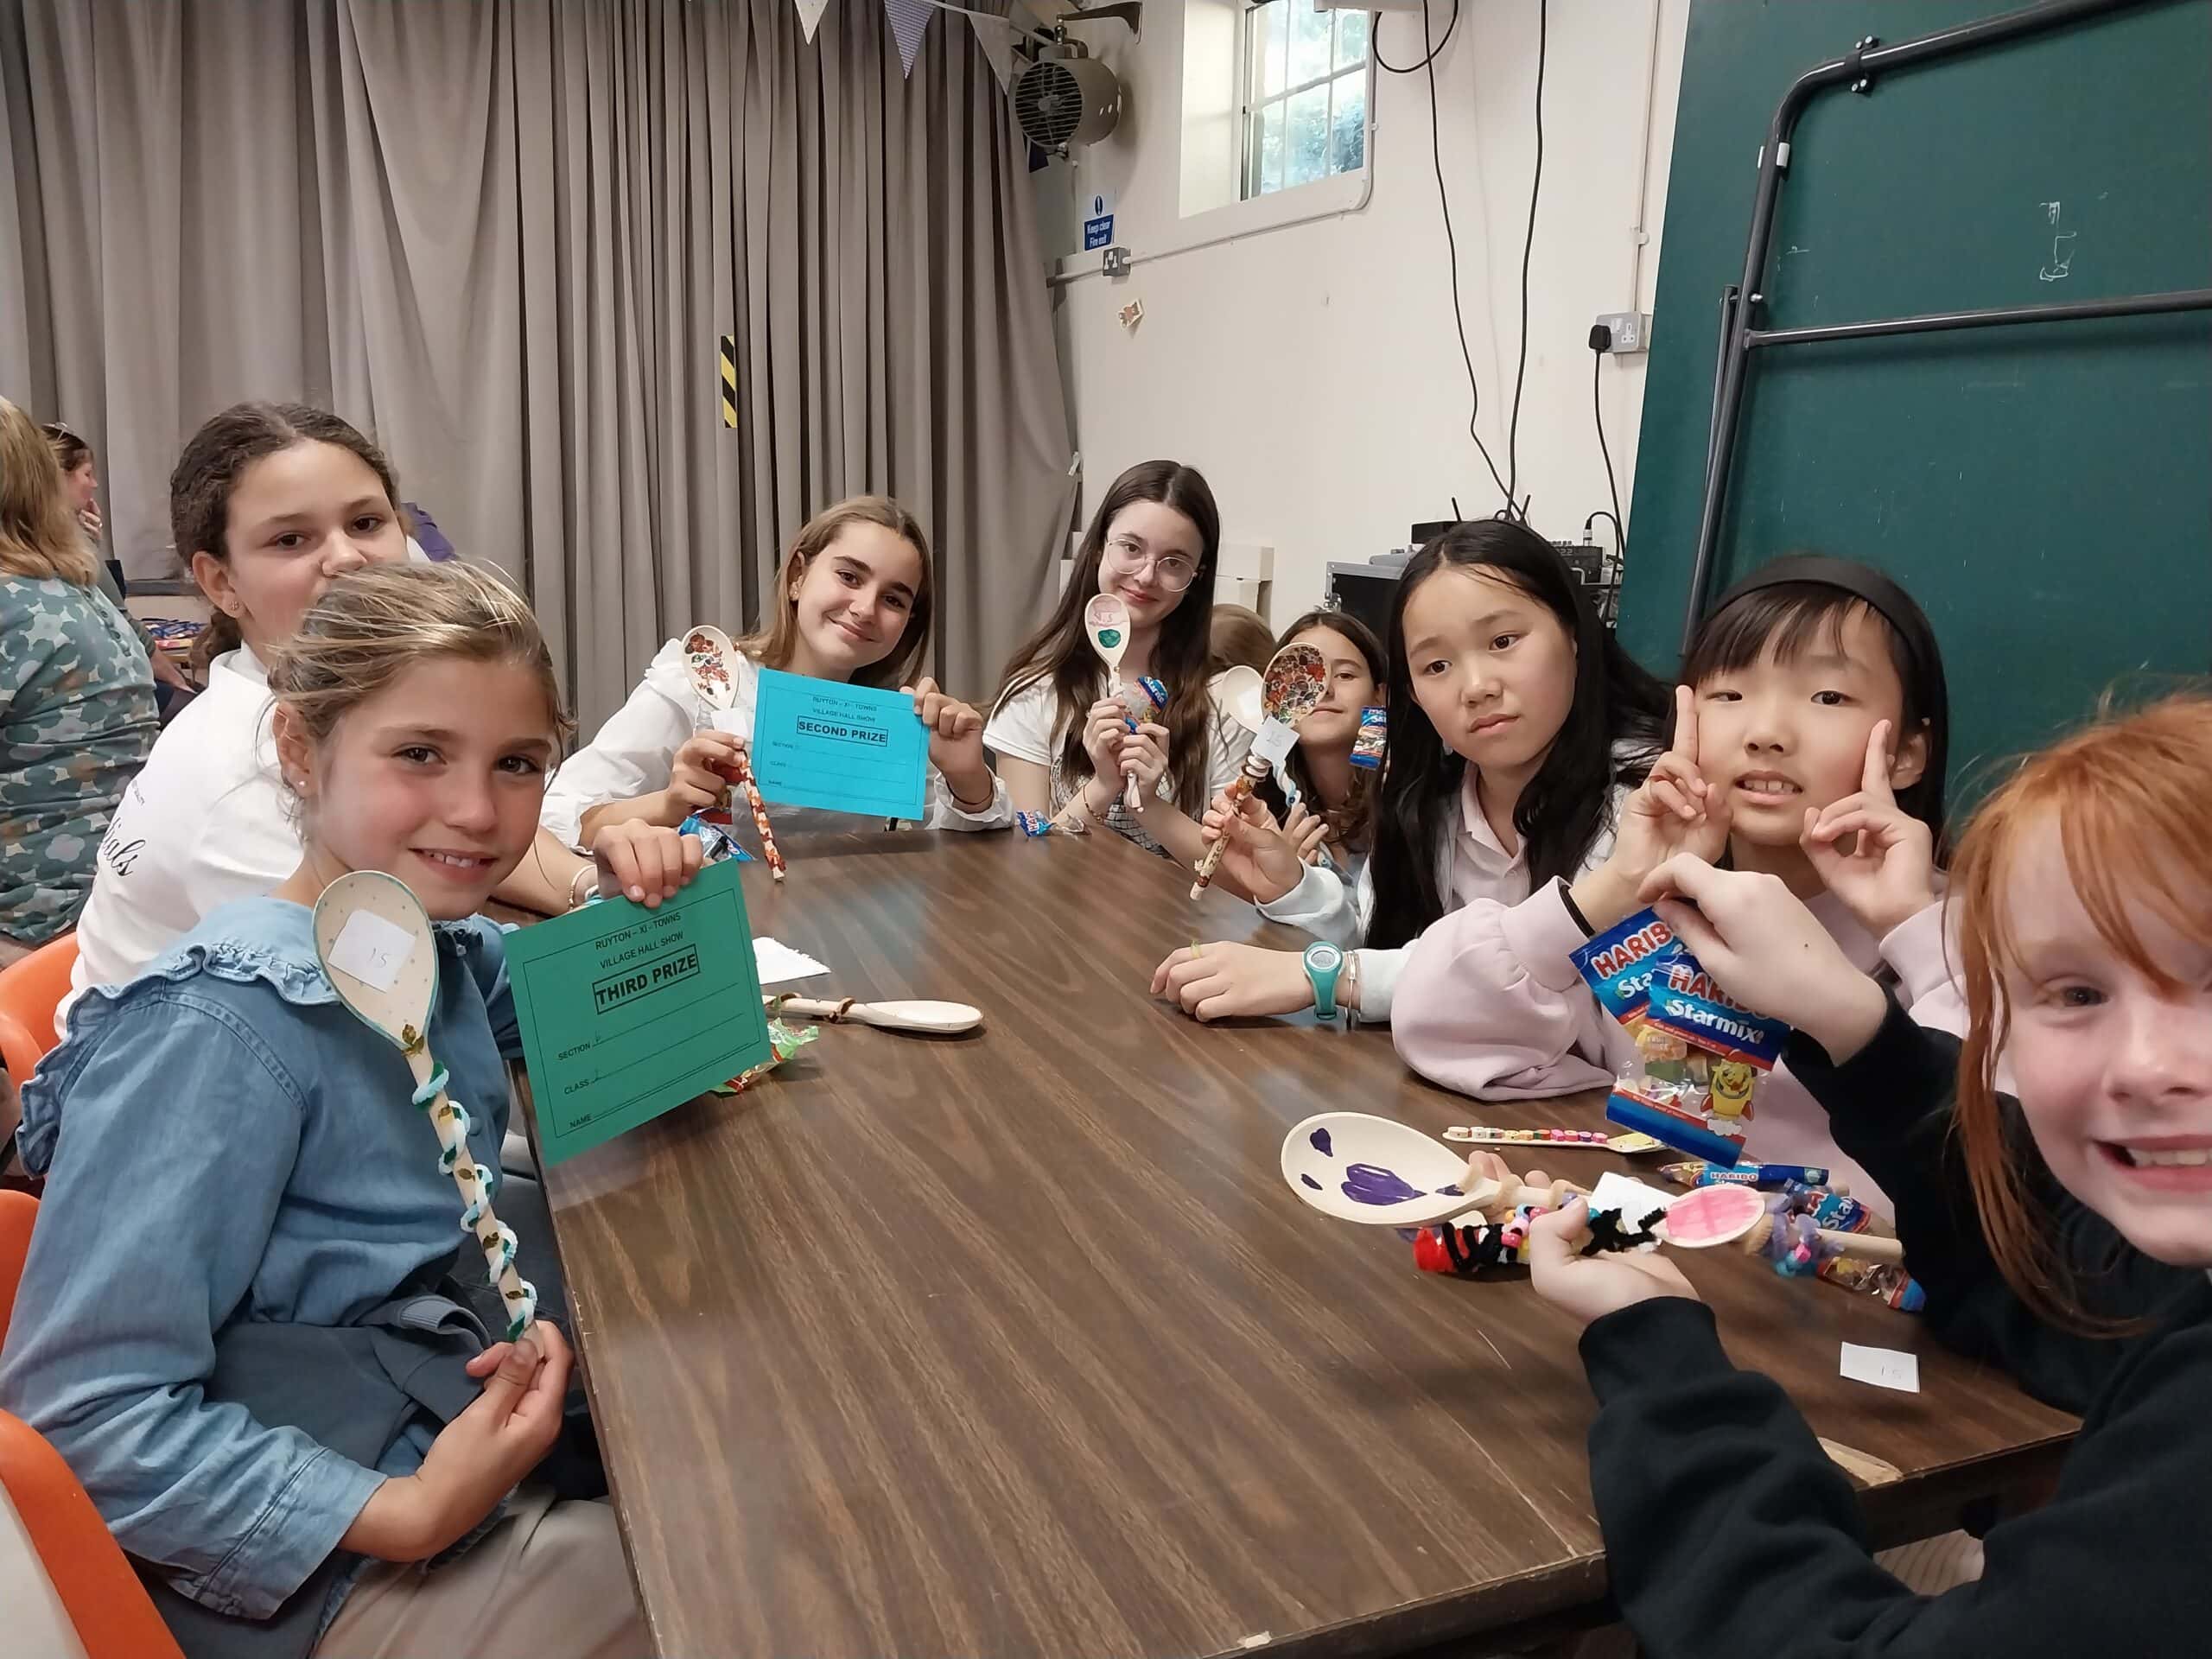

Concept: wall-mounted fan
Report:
left=963, top=0, right=1141, bottom=156
left=1013, top=42, right=1121, bottom=151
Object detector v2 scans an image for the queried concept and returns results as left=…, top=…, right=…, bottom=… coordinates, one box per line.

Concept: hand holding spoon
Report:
left=682, top=625, right=785, bottom=881
left=1191, top=641, right=1326, bottom=899
left=1084, top=594, right=1147, bottom=808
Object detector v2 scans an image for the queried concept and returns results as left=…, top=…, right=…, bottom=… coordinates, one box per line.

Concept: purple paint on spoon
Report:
left=1310, top=1127, right=1333, bottom=1156
left=1342, top=1163, right=1423, bottom=1205
left=1300, top=1174, right=1322, bottom=1191
left=1435, top=1184, right=1464, bottom=1197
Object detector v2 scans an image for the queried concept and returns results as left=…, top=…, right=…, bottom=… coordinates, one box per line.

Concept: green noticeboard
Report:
left=1619, top=0, right=2212, bottom=800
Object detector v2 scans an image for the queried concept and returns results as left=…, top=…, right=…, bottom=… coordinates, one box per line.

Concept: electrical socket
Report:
left=1594, top=312, right=1653, bottom=353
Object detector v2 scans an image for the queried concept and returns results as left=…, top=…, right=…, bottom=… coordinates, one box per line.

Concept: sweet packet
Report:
left=1350, top=705, right=1387, bottom=770
left=1568, top=907, right=1792, bottom=1166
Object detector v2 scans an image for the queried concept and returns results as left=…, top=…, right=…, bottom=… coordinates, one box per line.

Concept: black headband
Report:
left=1707, top=554, right=1927, bottom=643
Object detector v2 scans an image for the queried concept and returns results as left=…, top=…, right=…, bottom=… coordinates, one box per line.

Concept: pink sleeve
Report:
left=1882, top=899, right=2017, bottom=1093
left=1389, top=880, right=1626, bottom=1099
left=1882, top=899, right=1967, bottom=1037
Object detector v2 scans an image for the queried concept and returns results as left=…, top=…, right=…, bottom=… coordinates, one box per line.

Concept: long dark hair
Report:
left=994, top=460, right=1222, bottom=817
left=1274, top=607, right=1387, bottom=855
left=173, top=402, right=400, bottom=671
left=1681, top=561, right=1950, bottom=850
left=1366, top=522, right=1670, bottom=951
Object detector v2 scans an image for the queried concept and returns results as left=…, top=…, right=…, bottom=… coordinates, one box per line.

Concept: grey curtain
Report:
left=0, top=0, right=1073, bottom=724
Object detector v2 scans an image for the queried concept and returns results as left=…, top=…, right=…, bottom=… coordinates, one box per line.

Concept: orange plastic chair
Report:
left=0, top=1408, right=184, bottom=1659
left=0, top=1190, right=35, bottom=1347
left=0, top=933, right=77, bottom=1086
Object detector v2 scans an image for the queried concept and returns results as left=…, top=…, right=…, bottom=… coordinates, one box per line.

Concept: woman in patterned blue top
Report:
left=0, top=394, right=157, bottom=961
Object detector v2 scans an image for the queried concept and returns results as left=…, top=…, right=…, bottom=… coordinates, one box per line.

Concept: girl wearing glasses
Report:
left=988, top=461, right=1253, bottom=861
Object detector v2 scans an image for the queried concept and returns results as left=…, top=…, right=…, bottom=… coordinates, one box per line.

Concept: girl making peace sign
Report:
left=1390, top=556, right=1963, bottom=1211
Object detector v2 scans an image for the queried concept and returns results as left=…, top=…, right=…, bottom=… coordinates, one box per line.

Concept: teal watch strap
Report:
left=1302, top=941, right=1344, bottom=1020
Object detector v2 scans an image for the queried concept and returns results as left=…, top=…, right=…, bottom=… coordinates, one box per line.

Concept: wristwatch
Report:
left=1302, top=940, right=1345, bottom=1021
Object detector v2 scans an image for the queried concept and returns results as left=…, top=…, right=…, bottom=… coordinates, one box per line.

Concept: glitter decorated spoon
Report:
left=313, top=870, right=537, bottom=1341
left=1083, top=594, right=1144, bottom=807
left=682, top=624, right=785, bottom=882
left=1190, top=640, right=1326, bottom=899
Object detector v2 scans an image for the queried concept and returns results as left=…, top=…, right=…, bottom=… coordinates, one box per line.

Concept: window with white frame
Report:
left=1240, top=2, right=1369, bottom=200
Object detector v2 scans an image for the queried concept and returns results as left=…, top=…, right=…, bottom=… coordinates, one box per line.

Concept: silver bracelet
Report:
left=568, top=866, right=599, bottom=911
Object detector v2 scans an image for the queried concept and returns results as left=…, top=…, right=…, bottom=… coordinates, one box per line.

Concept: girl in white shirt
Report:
left=1265, top=607, right=1388, bottom=884
left=541, top=497, right=1009, bottom=849
left=985, top=461, right=1252, bottom=863
left=65, top=407, right=594, bottom=1031
left=67, top=405, right=598, bottom=1033
left=1152, top=521, right=1669, bottom=1021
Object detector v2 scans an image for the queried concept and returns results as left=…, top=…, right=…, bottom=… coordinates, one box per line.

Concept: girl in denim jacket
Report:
left=1, top=561, right=696, bottom=1659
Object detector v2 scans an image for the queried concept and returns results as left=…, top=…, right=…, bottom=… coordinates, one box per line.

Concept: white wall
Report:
left=1037, top=0, right=1689, bottom=620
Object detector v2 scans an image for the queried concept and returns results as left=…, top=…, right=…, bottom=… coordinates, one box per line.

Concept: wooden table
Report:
left=535, top=819, right=2076, bottom=1658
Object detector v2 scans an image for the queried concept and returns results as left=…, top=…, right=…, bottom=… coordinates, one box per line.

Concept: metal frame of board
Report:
left=1681, top=0, right=2212, bottom=651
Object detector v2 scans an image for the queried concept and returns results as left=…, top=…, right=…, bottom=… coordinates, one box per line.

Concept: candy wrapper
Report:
left=1350, top=705, right=1387, bottom=770
left=710, top=1017, right=817, bottom=1097
left=677, top=815, right=753, bottom=864
left=1570, top=907, right=1792, bottom=1166
left=1118, top=675, right=1167, bottom=727
left=1816, top=1253, right=1926, bottom=1313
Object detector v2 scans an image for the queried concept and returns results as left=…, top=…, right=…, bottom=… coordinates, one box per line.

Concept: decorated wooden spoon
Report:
left=1190, top=640, right=1327, bottom=898
left=312, top=870, right=537, bottom=1341
left=1083, top=594, right=1146, bottom=808
left=1280, top=1112, right=1503, bottom=1227
left=681, top=624, right=785, bottom=881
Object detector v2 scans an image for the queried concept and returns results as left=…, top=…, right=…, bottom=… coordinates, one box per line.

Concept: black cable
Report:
left=1370, top=0, right=1459, bottom=74
left=1584, top=507, right=1624, bottom=550
left=1376, top=2, right=1513, bottom=514
left=1503, top=0, right=1547, bottom=516
left=1591, top=348, right=1626, bottom=556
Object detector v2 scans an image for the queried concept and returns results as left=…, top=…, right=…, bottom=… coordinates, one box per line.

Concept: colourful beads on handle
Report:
left=412, top=1065, right=538, bottom=1342
left=721, top=754, right=786, bottom=881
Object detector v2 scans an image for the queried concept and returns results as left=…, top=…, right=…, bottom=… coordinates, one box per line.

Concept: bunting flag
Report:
left=794, top=0, right=829, bottom=41
left=884, top=0, right=933, bottom=75
left=970, top=10, right=1017, bottom=92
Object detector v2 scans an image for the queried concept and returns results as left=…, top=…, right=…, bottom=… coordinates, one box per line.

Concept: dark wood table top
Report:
left=534, top=817, right=2077, bottom=1659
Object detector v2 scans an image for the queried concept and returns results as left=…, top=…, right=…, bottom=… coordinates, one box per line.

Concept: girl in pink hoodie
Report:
left=1391, top=555, right=1959, bottom=1210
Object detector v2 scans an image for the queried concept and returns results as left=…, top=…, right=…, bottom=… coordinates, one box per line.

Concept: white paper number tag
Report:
left=327, top=909, right=417, bottom=993
left=1249, top=716, right=1298, bottom=768
left=1840, top=1343, right=1921, bottom=1394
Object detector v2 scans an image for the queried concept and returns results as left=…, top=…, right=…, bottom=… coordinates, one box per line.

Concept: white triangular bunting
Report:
left=793, top=0, right=830, bottom=41
left=884, top=0, right=932, bottom=74
left=971, top=14, right=1016, bottom=92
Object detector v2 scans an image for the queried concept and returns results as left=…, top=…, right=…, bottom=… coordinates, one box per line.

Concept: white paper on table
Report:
left=1586, top=1169, right=1677, bottom=1224
left=753, top=937, right=830, bottom=985
left=327, top=910, right=416, bottom=992
left=1840, top=1343, right=1921, bottom=1394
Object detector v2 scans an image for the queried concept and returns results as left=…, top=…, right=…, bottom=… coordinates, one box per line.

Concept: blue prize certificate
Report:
left=749, top=667, right=929, bottom=820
